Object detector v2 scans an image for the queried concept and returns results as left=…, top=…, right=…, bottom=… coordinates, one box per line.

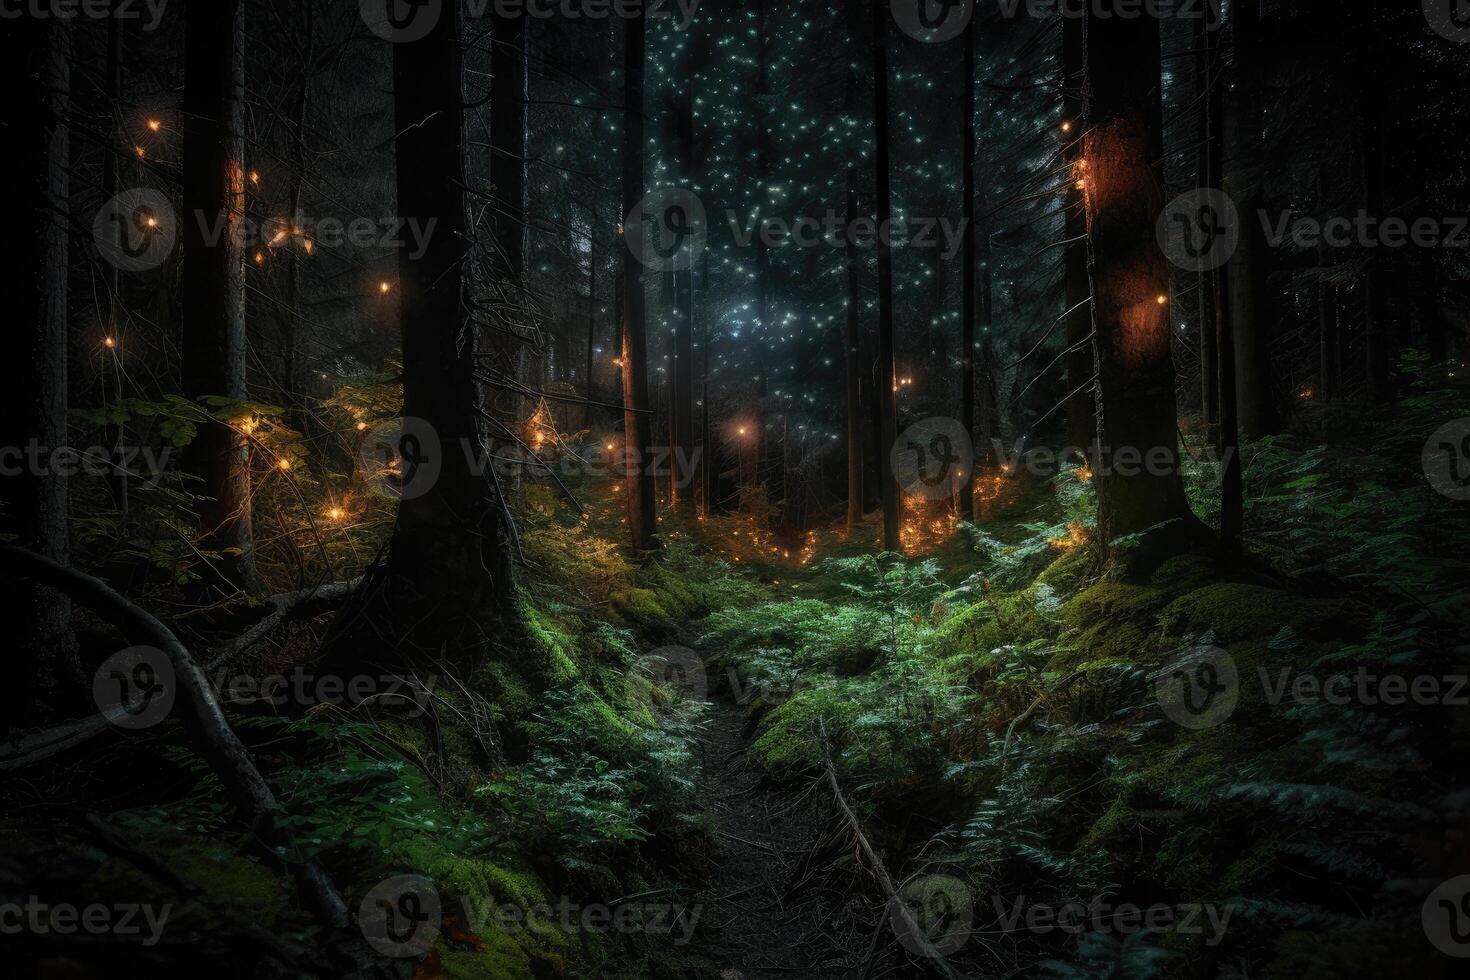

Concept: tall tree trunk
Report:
left=672, top=77, right=696, bottom=512
left=845, top=169, right=866, bottom=536
left=1062, top=13, right=1095, bottom=452
left=282, top=0, right=315, bottom=442
left=842, top=0, right=867, bottom=535
left=0, top=13, right=81, bottom=724
left=1217, top=243, right=1243, bottom=561
left=701, top=248, right=718, bottom=516
left=1222, top=0, right=1282, bottom=439
left=492, top=3, right=529, bottom=395
left=103, top=10, right=129, bottom=512
left=1359, top=29, right=1390, bottom=403
left=621, top=6, right=657, bottom=552
left=585, top=211, right=598, bottom=430
left=959, top=16, right=978, bottom=521
left=1195, top=11, right=1220, bottom=435
left=182, top=0, right=259, bottom=593
left=872, top=0, right=900, bottom=553
left=378, top=0, right=504, bottom=637
left=1081, top=6, right=1202, bottom=554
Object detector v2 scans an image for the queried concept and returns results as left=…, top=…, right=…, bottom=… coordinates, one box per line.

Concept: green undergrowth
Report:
left=6, top=487, right=763, bottom=979
left=705, top=385, right=1469, bottom=978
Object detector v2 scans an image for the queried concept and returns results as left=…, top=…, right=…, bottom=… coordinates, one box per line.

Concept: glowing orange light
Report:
left=249, top=171, right=260, bottom=185
left=605, top=442, right=615, bottom=452
left=145, top=216, right=158, bottom=229
left=133, top=145, right=145, bottom=158
left=379, top=281, right=391, bottom=294
left=302, top=239, right=314, bottom=255
left=1061, top=121, right=1072, bottom=133
left=356, top=421, right=368, bottom=431
left=1156, top=294, right=1168, bottom=305
left=1075, top=179, right=1086, bottom=190
left=103, top=336, right=116, bottom=349
left=276, top=458, right=292, bottom=472
left=254, top=251, right=265, bottom=265
left=326, top=506, right=345, bottom=521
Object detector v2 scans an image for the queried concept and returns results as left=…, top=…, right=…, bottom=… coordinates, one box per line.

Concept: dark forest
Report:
left=3, top=0, right=1470, bottom=977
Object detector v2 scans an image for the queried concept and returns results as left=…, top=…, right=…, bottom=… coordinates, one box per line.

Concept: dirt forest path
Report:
left=686, top=694, right=862, bottom=979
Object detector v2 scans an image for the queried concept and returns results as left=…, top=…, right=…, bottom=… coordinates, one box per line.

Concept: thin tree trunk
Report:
left=1195, top=11, right=1220, bottom=435
left=1062, top=13, right=1094, bottom=452
left=1222, top=0, right=1282, bottom=439
left=0, top=13, right=81, bottom=723
left=182, top=0, right=259, bottom=593
left=1359, top=29, right=1390, bottom=403
left=673, top=77, right=696, bottom=511
left=622, top=6, right=657, bottom=552
left=959, top=16, right=978, bottom=521
left=492, top=3, right=529, bottom=389
left=701, top=248, right=718, bottom=516
left=872, top=0, right=900, bottom=552
left=104, top=10, right=129, bottom=511
left=845, top=169, right=866, bottom=536
left=585, top=213, right=598, bottom=430
left=282, top=0, right=314, bottom=442
left=1081, top=6, right=1203, bottom=554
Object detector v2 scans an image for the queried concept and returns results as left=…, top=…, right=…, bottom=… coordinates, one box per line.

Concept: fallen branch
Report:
left=999, top=670, right=1084, bottom=778
left=0, top=581, right=360, bottom=771
left=816, top=720, right=962, bottom=980
left=0, top=709, right=125, bottom=772
left=205, top=578, right=360, bottom=669
left=0, top=545, right=350, bottom=932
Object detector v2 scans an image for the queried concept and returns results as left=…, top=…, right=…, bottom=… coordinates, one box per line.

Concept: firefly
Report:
left=103, top=336, right=116, bottom=349
left=147, top=120, right=161, bottom=133
left=379, top=281, right=391, bottom=294
left=1156, top=294, right=1168, bottom=305
left=1061, top=121, right=1072, bottom=133
left=276, top=458, right=292, bottom=472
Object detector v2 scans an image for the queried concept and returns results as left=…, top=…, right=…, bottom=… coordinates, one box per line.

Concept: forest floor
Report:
left=4, top=378, right=1468, bottom=980
left=687, top=693, right=855, bottom=979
